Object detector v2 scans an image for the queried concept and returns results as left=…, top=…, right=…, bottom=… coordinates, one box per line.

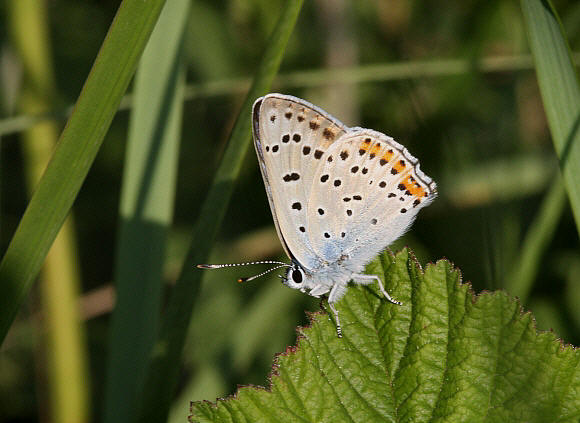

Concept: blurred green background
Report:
left=1, top=0, right=579, bottom=422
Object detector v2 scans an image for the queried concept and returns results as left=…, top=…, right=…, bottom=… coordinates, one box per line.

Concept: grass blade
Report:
left=6, top=53, right=580, bottom=138
left=101, top=1, right=189, bottom=423
left=0, top=0, right=167, bottom=344
left=522, top=0, right=580, bottom=235
left=505, top=176, right=568, bottom=302
left=137, top=1, right=305, bottom=421
left=8, top=0, right=90, bottom=420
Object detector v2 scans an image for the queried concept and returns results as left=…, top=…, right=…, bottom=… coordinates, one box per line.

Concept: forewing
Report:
left=307, top=129, right=436, bottom=265
left=252, top=94, right=348, bottom=270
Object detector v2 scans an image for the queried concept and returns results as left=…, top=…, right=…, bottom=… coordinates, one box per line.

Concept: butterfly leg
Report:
left=328, top=302, right=342, bottom=338
left=327, top=284, right=345, bottom=338
left=352, top=274, right=402, bottom=305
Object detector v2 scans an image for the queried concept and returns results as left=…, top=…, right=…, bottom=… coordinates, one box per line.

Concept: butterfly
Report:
left=199, top=93, right=437, bottom=337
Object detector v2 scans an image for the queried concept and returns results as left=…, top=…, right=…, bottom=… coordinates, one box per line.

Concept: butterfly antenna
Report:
left=196, top=260, right=291, bottom=283
left=236, top=264, right=290, bottom=283
left=197, top=260, right=288, bottom=269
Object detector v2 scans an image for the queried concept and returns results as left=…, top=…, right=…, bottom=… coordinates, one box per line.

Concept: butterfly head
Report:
left=282, top=261, right=327, bottom=297
left=282, top=262, right=307, bottom=291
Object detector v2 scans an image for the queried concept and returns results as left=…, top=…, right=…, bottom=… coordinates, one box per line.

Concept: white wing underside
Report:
left=253, top=94, right=436, bottom=272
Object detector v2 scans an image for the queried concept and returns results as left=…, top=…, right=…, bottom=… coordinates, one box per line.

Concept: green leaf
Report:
left=521, top=0, right=580, bottom=236
left=190, top=250, right=580, bottom=423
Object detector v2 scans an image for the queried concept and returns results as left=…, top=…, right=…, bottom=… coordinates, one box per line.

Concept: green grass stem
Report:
left=3, top=52, right=580, bottom=138
left=0, top=0, right=167, bottom=344
left=136, top=1, right=304, bottom=421
left=522, top=0, right=580, bottom=237
left=101, top=1, right=189, bottom=423
left=505, top=176, right=568, bottom=303
left=8, top=0, right=90, bottom=420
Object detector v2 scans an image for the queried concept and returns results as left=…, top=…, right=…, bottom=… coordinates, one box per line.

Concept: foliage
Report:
left=191, top=250, right=580, bottom=423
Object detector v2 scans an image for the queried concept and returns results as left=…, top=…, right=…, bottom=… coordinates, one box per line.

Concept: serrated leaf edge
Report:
left=189, top=250, right=579, bottom=422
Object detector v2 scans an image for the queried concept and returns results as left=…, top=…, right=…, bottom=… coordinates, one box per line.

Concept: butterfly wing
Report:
left=307, top=129, right=437, bottom=266
left=252, top=94, right=348, bottom=270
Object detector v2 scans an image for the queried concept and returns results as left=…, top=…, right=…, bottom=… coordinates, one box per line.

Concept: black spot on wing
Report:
left=283, top=173, right=300, bottom=182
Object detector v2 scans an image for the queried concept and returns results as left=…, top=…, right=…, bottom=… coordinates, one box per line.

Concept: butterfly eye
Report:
left=292, top=269, right=303, bottom=284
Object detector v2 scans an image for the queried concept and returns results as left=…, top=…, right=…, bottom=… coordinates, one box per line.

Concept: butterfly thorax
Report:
left=283, top=257, right=365, bottom=299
